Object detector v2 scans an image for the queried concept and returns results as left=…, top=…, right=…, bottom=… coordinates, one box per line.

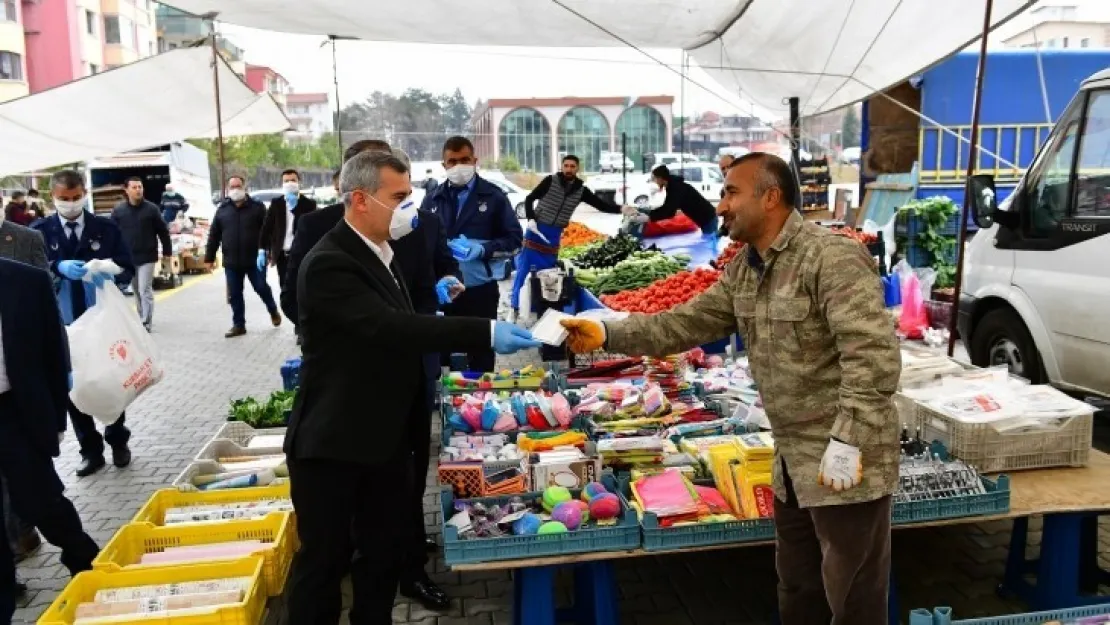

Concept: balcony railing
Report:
left=918, top=122, right=1054, bottom=184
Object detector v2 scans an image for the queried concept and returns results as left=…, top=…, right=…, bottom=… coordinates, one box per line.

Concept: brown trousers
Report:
left=774, top=474, right=892, bottom=625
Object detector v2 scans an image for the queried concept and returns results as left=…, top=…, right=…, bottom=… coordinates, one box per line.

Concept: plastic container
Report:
left=38, top=557, right=266, bottom=625
left=896, top=210, right=962, bottom=238
left=925, top=299, right=953, bottom=330
left=133, top=483, right=292, bottom=526
left=441, top=487, right=640, bottom=566
left=280, top=357, right=301, bottom=391
left=212, top=422, right=287, bottom=447
left=172, top=460, right=289, bottom=493
left=93, top=513, right=296, bottom=597
left=892, top=475, right=1010, bottom=525
left=909, top=603, right=1110, bottom=624
left=194, top=439, right=285, bottom=463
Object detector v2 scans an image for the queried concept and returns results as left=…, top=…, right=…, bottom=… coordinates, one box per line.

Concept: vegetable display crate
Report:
left=212, top=422, right=287, bottom=447
left=39, top=557, right=267, bottom=625
left=93, top=513, right=297, bottom=597
left=172, top=460, right=288, bottom=493
left=901, top=239, right=958, bottom=270
left=911, top=400, right=1093, bottom=472
left=440, top=488, right=640, bottom=566
left=280, top=357, right=300, bottom=391
left=892, top=475, right=1010, bottom=525
left=909, top=603, right=1110, bottom=624
left=896, top=210, right=962, bottom=238
left=194, top=439, right=285, bottom=463
left=133, top=484, right=292, bottom=526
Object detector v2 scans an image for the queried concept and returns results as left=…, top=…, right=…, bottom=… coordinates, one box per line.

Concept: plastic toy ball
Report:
left=512, top=512, right=543, bottom=536
left=588, top=493, right=621, bottom=521
left=573, top=499, right=590, bottom=523
left=580, top=482, right=608, bottom=503
left=551, top=501, right=583, bottom=530
left=537, top=521, right=568, bottom=535
left=542, top=486, right=572, bottom=512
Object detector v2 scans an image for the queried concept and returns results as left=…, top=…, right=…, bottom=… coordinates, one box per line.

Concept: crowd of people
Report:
left=0, top=137, right=902, bottom=625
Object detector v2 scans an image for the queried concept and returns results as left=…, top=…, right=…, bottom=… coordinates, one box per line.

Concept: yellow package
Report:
left=707, top=445, right=744, bottom=517
left=736, top=432, right=775, bottom=465
left=735, top=466, right=775, bottom=519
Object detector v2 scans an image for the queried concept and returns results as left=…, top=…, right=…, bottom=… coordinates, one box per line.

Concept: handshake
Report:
left=491, top=319, right=606, bottom=354
left=621, top=205, right=649, bottom=224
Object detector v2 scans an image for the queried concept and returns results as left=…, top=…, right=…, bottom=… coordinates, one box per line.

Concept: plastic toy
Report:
left=551, top=501, right=583, bottom=530
left=537, top=521, right=568, bottom=535
left=549, top=393, right=573, bottom=427
left=512, top=512, right=543, bottom=535
left=580, top=482, right=608, bottom=502
left=446, top=412, right=473, bottom=434
left=542, top=486, right=572, bottom=512
left=459, top=400, right=482, bottom=432
left=572, top=499, right=591, bottom=524
left=492, top=411, right=517, bottom=433
left=480, top=398, right=500, bottom=431
left=588, top=493, right=621, bottom=523
left=517, top=431, right=588, bottom=453
left=511, top=395, right=528, bottom=426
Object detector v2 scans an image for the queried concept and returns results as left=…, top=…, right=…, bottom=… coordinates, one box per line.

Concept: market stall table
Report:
left=449, top=450, right=1110, bottom=625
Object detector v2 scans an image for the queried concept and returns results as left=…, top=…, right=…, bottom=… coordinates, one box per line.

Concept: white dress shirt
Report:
left=344, top=220, right=495, bottom=346
left=60, top=211, right=86, bottom=240
left=282, top=201, right=297, bottom=252
left=0, top=318, right=9, bottom=394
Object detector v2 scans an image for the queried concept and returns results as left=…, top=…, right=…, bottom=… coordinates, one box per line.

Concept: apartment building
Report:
left=0, top=0, right=28, bottom=102
left=285, top=91, right=332, bottom=139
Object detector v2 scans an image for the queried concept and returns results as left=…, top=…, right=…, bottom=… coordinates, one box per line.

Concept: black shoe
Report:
left=225, top=326, right=247, bottom=338
left=400, top=577, right=450, bottom=611
left=76, top=455, right=106, bottom=477
left=13, top=532, right=42, bottom=563
left=424, top=537, right=438, bottom=553
left=111, top=444, right=132, bottom=468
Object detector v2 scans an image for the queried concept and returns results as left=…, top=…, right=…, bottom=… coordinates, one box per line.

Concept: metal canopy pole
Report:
left=205, top=15, right=228, bottom=197
left=788, top=96, right=802, bottom=211
left=679, top=51, right=687, bottom=165
left=948, top=0, right=994, bottom=357
left=329, top=35, right=343, bottom=161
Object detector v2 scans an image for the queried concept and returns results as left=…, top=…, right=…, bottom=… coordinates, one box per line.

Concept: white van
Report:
left=669, top=162, right=724, bottom=204
left=962, top=68, right=1110, bottom=398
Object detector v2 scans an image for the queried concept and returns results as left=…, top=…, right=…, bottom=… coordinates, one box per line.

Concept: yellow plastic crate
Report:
left=92, top=513, right=297, bottom=597
left=133, top=484, right=292, bottom=526
left=38, top=557, right=265, bottom=625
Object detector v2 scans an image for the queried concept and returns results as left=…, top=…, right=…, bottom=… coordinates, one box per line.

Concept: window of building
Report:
left=0, top=51, right=22, bottom=80
left=104, top=15, right=121, bottom=44
left=615, top=105, right=668, bottom=169
left=85, top=10, right=96, bottom=34
left=499, top=107, right=552, bottom=173
left=1063, top=36, right=1070, bottom=48
left=1081, top=37, right=1091, bottom=48
left=1046, top=38, right=1058, bottom=48
left=1, top=0, right=15, bottom=22
left=557, top=106, right=610, bottom=173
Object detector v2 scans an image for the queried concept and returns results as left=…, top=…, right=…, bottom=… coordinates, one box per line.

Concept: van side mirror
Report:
left=969, top=174, right=998, bottom=228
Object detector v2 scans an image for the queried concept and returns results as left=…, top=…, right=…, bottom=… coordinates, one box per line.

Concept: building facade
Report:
left=285, top=92, right=332, bottom=139
left=0, top=0, right=28, bottom=102
left=471, top=96, right=673, bottom=173
left=244, top=64, right=289, bottom=109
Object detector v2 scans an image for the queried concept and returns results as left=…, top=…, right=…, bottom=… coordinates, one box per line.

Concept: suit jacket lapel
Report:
left=333, top=222, right=408, bottom=311
left=389, top=260, right=414, bottom=313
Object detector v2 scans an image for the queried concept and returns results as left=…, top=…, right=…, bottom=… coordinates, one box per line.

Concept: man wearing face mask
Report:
left=421, top=136, right=523, bottom=373
left=33, top=170, right=135, bottom=478
left=205, top=176, right=282, bottom=338
left=159, top=184, right=189, bottom=224
left=283, top=150, right=539, bottom=625
left=111, top=177, right=172, bottom=333
left=259, top=169, right=317, bottom=291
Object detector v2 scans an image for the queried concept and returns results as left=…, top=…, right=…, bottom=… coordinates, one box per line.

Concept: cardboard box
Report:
left=528, top=452, right=602, bottom=490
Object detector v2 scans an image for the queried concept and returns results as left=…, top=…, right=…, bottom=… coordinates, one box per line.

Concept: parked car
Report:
left=585, top=173, right=660, bottom=212
left=669, top=163, right=725, bottom=205
left=480, top=171, right=529, bottom=220
left=599, top=152, right=635, bottom=173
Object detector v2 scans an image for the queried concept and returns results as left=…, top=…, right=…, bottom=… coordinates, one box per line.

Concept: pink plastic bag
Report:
left=898, top=272, right=928, bottom=340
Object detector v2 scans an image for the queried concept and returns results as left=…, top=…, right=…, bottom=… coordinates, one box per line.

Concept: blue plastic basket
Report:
left=892, top=475, right=1010, bottom=526
left=895, top=211, right=962, bottom=237
left=909, top=603, right=1110, bottom=624
left=902, top=239, right=958, bottom=269
left=441, top=486, right=641, bottom=566
left=280, top=357, right=301, bottom=391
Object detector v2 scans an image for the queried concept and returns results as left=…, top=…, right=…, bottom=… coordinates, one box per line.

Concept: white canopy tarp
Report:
left=162, top=0, right=1035, bottom=116
left=0, top=46, right=289, bottom=176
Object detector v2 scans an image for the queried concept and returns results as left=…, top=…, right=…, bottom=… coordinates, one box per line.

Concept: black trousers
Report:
left=67, top=399, right=129, bottom=460
left=441, top=281, right=499, bottom=372
left=276, top=253, right=289, bottom=292
left=0, top=394, right=99, bottom=623
left=399, top=372, right=438, bottom=584
left=286, top=453, right=412, bottom=625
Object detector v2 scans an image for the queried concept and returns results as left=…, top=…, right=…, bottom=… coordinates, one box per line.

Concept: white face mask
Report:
left=369, top=196, right=419, bottom=241
left=282, top=181, right=299, bottom=195
left=55, top=198, right=86, bottom=219
left=228, top=188, right=247, bottom=202
left=445, top=164, right=476, bottom=187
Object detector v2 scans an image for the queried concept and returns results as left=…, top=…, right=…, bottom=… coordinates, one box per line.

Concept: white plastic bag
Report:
left=68, top=270, right=164, bottom=424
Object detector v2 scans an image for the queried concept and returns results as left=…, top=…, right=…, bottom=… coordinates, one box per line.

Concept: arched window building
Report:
left=615, top=105, right=669, bottom=170
left=498, top=107, right=552, bottom=173
left=557, top=106, right=610, bottom=172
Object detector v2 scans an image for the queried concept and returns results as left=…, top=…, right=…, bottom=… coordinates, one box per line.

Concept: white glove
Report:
left=630, top=213, right=649, bottom=224
left=818, top=439, right=862, bottom=492
left=620, top=205, right=639, bottom=217
left=526, top=220, right=550, bottom=244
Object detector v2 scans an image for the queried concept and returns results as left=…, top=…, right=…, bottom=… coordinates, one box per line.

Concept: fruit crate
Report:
left=93, top=513, right=297, bottom=597
left=212, top=422, right=287, bottom=447
left=909, top=603, right=1110, bottom=624
left=440, top=483, right=640, bottom=566
left=892, top=475, right=1010, bottom=525
left=133, top=484, right=292, bottom=526
left=39, top=557, right=266, bottom=625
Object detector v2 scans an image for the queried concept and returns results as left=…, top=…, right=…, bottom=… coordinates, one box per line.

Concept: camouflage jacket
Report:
left=606, top=210, right=901, bottom=508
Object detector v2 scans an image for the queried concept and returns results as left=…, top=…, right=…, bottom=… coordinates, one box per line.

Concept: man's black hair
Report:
left=651, top=165, right=671, bottom=180
left=442, top=136, right=475, bottom=156
left=11, top=191, right=24, bottom=200
left=27, top=189, right=39, bottom=197
left=51, top=170, right=85, bottom=190
left=562, top=154, right=580, bottom=165
left=733, top=152, right=798, bottom=210
left=343, top=139, right=391, bottom=164
left=125, top=176, right=143, bottom=187
left=228, top=175, right=247, bottom=186
left=333, top=169, right=342, bottom=180
left=281, top=169, right=300, bottom=179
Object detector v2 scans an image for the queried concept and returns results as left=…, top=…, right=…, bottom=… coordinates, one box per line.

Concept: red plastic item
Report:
left=525, top=405, right=549, bottom=430
left=642, top=213, right=698, bottom=237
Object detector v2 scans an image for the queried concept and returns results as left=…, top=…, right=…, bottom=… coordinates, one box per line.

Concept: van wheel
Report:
left=970, top=308, right=1045, bottom=383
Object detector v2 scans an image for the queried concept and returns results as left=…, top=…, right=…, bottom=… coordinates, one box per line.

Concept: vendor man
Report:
left=624, top=165, right=718, bottom=235
left=564, top=152, right=901, bottom=625
left=511, top=154, right=621, bottom=311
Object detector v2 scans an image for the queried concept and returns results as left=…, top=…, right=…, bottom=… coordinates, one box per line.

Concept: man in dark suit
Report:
left=258, top=168, right=318, bottom=290
left=282, top=150, right=538, bottom=624
left=280, top=142, right=463, bottom=611
left=0, top=257, right=100, bottom=624
left=33, top=170, right=135, bottom=478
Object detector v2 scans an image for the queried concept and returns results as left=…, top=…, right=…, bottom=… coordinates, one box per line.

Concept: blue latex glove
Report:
left=256, top=250, right=267, bottom=272
left=435, top=276, right=462, bottom=305
left=58, top=260, right=87, bottom=281
left=462, top=241, right=484, bottom=262
left=493, top=321, right=541, bottom=354
left=448, top=235, right=471, bottom=261
left=88, top=272, right=112, bottom=288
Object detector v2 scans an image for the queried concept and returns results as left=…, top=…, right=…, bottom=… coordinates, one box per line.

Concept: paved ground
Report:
left=10, top=258, right=1109, bottom=624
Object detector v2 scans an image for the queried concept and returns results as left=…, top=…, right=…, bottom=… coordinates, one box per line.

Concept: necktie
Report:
left=66, top=221, right=79, bottom=247
left=450, top=186, right=463, bottom=219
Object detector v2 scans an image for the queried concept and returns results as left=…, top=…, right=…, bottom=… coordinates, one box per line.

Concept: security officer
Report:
left=563, top=153, right=901, bottom=625
left=34, top=170, right=135, bottom=478
left=420, top=136, right=522, bottom=372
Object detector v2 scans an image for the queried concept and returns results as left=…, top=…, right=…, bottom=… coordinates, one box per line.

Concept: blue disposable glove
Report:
left=493, top=321, right=541, bottom=354
left=462, top=240, right=485, bottom=262
left=88, top=272, right=112, bottom=288
left=58, top=260, right=87, bottom=281
left=448, top=236, right=471, bottom=261
left=256, top=250, right=267, bottom=272
left=435, top=276, right=463, bottom=305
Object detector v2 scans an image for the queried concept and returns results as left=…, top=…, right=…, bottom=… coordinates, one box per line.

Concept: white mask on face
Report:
left=445, top=164, right=476, bottom=187
left=282, top=181, right=299, bottom=195
left=228, top=188, right=246, bottom=202
left=55, top=198, right=86, bottom=219
left=370, top=195, right=419, bottom=240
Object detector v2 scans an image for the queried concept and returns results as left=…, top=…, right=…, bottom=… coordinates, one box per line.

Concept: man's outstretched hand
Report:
left=560, top=319, right=605, bottom=353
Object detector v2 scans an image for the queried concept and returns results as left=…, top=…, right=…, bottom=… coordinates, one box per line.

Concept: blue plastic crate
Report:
left=440, top=485, right=641, bottom=566
left=902, top=239, right=958, bottom=269
left=892, top=475, right=1010, bottom=526
left=280, top=357, right=301, bottom=391
left=895, top=210, right=962, bottom=237
left=909, top=603, right=1110, bottom=624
